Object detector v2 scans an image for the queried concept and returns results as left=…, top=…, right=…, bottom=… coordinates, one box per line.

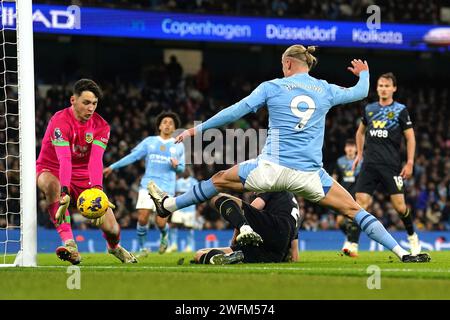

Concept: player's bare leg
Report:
left=37, top=172, right=80, bottom=264
left=37, top=172, right=60, bottom=203
left=355, top=192, right=372, bottom=211
left=96, top=208, right=137, bottom=263
left=320, top=183, right=362, bottom=220
left=391, top=193, right=421, bottom=255
left=210, top=165, right=245, bottom=192
left=319, top=182, right=429, bottom=263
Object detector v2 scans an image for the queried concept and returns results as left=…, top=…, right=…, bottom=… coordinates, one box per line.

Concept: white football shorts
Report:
left=171, top=210, right=196, bottom=228
left=136, top=189, right=156, bottom=210
left=238, top=159, right=334, bottom=203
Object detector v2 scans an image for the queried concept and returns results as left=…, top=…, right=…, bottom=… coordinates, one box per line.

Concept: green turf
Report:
left=1, top=251, right=449, bottom=299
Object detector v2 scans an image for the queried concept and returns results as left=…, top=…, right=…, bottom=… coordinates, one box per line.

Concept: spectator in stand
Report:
left=40, top=0, right=445, bottom=23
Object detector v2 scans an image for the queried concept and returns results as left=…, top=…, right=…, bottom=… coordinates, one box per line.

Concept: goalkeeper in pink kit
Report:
left=36, top=79, right=137, bottom=264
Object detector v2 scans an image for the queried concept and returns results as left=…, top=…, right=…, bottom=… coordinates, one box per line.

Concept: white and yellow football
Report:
left=77, top=188, right=110, bottom=219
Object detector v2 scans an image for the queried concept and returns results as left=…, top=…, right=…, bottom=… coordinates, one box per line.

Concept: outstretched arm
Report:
left=176, top=82, right=268, bottom=143
left=329, top=59, right=370, bottom=106
left=175, top=101, right=254, bottom=143
left=106, top=139, right=147, bottom=173
left=198, top=101, right=254, bottom=132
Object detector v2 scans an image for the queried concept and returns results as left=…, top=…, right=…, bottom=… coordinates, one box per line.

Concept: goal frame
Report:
left=0, top=0, right=38, bottom=267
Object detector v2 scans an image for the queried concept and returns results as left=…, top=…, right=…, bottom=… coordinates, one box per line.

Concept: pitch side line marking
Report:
left=28, top=265, right=450, bottom=274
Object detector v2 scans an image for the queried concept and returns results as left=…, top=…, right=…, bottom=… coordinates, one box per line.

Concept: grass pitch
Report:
left=1, top=251, right=449, bottom=300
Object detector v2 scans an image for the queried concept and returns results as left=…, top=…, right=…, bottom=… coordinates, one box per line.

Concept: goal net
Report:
left=0, top=0, right=36, bottom=267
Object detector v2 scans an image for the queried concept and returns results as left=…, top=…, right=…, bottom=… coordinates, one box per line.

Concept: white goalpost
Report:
left=0, top=0, right=37, bottom=267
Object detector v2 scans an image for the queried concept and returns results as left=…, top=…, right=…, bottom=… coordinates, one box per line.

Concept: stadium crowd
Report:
left=43, top=0, right=448, bottom=24
left=33, top=57, right=450, bottom=232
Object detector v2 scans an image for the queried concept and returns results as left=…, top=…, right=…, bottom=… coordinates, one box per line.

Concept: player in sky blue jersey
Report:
left=167, top=165, right=199, bottom=252
left=104, top=112, right=185, bottom=254
left=148, top=45, right=429, bottom=263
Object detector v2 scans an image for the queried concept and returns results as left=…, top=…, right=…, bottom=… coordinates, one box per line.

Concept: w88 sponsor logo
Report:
left=369, top=129, right=388, bottom=138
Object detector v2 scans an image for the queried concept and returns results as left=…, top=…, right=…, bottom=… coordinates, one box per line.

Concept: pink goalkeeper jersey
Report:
left=37, top=107, right=110, bottom=180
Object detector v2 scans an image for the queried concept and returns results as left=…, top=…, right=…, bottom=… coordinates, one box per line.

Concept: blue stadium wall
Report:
left=2, top=228, right=450, bottom=254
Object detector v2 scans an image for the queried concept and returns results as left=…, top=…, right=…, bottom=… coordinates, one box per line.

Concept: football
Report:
left=77, top=188, right=110, bottom=219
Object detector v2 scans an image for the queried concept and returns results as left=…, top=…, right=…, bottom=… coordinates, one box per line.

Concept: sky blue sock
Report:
left=354, top=209, right=399, bottom=250
left=169, top=227, right=178, bottom=247
left=175, top=178, right=218, bottom=209
left=187, top=229, right=195, bottom=250
left=158, top=224, right=168, bottom=238
left=136, top=223, right=148, bottom=250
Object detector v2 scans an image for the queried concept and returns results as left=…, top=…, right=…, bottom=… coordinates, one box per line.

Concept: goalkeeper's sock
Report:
left=136, top=223, right=149, bottom=250
left=168, top=226, right=178, bottom=247
left=168, top=179, right=218, bottom=212
left=48, top=201, right=73, bottom=243
left=103, top=223, right=120, bottom=250
left=355, top=209, right=408, bottom=259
